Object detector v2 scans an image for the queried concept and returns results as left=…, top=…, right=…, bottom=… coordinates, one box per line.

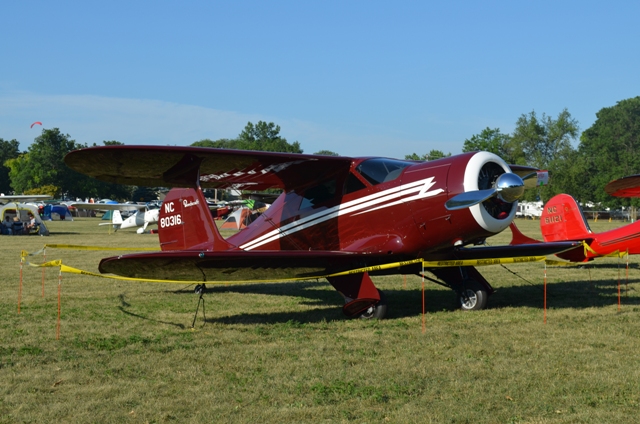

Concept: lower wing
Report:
left=98, top=241, right=581, bottom=282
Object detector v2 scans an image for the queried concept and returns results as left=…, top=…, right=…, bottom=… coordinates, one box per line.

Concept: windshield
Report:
left=356, top=158, right=411, bottom=185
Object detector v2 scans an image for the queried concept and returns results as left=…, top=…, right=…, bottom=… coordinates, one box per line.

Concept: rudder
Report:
left=112, top=210, right=123, bottom=225
left=158, top=187, right=235, bottom=252
left=540, top=194, right=592, bottom=242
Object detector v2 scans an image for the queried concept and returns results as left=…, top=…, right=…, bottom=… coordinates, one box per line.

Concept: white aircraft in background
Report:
left=71, top=202, right=160, bottom=233
left=0, top=194, right=52, bottom=204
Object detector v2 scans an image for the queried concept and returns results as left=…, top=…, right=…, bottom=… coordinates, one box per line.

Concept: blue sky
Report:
left=1, top=1, right=638, bottom=158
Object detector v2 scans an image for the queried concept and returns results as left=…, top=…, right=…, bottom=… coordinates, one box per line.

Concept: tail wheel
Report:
left=458, top=280, right=488, bottom=311
left=359, top=290, right=387, bottom=320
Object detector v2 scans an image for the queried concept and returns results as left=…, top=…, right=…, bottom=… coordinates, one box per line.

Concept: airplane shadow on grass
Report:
left=156, top=272, right=640, bottom=326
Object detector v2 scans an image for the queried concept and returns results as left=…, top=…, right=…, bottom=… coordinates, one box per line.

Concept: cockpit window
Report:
left=356, top=158, right=411, bottom=185
left=300, top=179, right=336, bottom=209
left=344, top=172, right=367, bottom=194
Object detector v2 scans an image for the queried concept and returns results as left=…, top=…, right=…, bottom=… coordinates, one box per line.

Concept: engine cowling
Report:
left=462, top=152, right=518, bottom=234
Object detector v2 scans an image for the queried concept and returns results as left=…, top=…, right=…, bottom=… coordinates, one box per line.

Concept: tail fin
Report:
left=158, top=187, right=235, bottom=252
left=112, top=210, right=123, bottom=225
left=540, top=194, right=592, bottom=242
left=509, top=222, right=541, bottom=245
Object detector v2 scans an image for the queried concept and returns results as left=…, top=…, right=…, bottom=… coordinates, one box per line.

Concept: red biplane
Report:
left=513, top=175, right=640, bottom=262
left=64, top=146, right=579, bottom=318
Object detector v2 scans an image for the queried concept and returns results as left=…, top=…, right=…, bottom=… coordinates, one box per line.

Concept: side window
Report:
left=344, top=172, right=367, bottom=194
left=356, top=158, right=410, bottom=185
left=300, top=179, right=336, bottom=209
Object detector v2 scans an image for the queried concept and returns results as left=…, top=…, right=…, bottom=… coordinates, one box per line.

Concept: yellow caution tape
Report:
left=327, top=256, right=547, bottom=277
left=326, top=259, right=424, bottom=277
left=21, top=244, right=160, bottom=258
left=544, top=259, right=576, bottom=266
left=22, top=255, right=550, bottom=285
left=582, top=241, right=627, bottom=258
left=23, top=259, right=312, bottom=285
left=42, top=243, right=159, bottom=251
left=422, top=256, right=546, bottom=268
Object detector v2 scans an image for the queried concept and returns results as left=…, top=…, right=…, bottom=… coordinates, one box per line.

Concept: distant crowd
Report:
left=1, top=212, right=38, bottom=235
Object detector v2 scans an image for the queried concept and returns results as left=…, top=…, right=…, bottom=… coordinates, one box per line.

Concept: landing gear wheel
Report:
left=359, top=290, right=387, bottom=319
left=458, top=280, right=488, bottom=311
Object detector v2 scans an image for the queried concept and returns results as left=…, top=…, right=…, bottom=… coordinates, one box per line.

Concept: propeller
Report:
left=445, top=172, right=535, bottom=211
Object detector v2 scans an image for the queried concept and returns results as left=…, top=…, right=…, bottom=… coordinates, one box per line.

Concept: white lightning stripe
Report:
left=239, top=179, right=427, bottom=250
left=239, top=177, right=443, bottom=250
left=353, top=180, right=444, bottom=215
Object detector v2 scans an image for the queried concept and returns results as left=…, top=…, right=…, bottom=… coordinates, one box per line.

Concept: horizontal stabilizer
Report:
left=452, top=241, right=582, bottom=260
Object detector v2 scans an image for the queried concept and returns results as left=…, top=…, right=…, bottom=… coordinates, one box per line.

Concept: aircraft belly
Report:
left=102, top=257, right=328, bottom=281
left=98, top=251, right=384, bottom=282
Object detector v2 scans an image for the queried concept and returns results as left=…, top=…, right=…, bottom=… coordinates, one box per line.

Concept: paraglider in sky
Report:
left=30, top=121, right=42, bottom=128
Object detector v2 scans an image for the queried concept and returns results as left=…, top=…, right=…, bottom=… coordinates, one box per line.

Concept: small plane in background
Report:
left=510, top=174, right=640, bottom=262
left=0, top=195, right=52, bottom=235
left=0, top=194, right=52, bottom=204
left=71, top=202, right=160, bottom=234
left=64, top=146, right=580, bottom=318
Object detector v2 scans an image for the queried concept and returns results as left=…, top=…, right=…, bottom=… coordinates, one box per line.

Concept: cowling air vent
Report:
left=478, top=162, right=514, bottom=219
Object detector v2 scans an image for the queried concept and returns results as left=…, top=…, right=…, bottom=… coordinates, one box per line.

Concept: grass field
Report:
left=2, top=218, right=640, bottom=423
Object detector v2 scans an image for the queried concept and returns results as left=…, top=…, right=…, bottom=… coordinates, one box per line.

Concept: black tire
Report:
left=458, top=280, right=488, bottom=311
left=359, top=290, right=388, bottom=319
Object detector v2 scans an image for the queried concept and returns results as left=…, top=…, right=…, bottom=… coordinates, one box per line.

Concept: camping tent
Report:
left=42, top=204, right=74, bottom=221
left=220, top=207, right=257, bottom=230
left=0, top=202, right=49, bottom=235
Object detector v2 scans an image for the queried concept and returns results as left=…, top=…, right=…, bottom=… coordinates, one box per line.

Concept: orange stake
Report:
left=421, top=264, right=426, bottom=334
left=41, top=250, right=46, bottom=298
left=626, top=250, right=629, bottom=297
left=617, top=255, right=621, bottom=312
left=543, top=263, right=547, bottom=324
left=56, top=269, right=62, bottom=340
left=18, top=259, right=23, bottom=314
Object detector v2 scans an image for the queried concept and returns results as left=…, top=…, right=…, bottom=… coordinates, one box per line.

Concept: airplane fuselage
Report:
left=220, top=152, right=515, bottom=258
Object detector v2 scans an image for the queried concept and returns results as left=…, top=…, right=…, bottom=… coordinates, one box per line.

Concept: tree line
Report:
left=2, top=96, right=639, bottom=207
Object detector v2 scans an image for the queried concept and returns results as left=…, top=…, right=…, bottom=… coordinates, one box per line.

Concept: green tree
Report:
left=190, top=138, right=236, bottom=148
left=25, top=128, right=80, bottom=196
left=511, top=109, right=579, bottom=170
left=578, top=96, right=640, bottom=207
left=405, top=150, right=451, bottom=161
left=191, top=121, right=303, bottom=153
left=0, top=138, right=21, bottom=194
left=509, top=109, right=579, bottom=202
left=6, top=131, right=132, bottom=200
left=5, top=154, right=32, bottom=194
left=462, top=127, right=524, bottom=163
left=313, top=150, right=340, bottom=156
left=545, top=148, right=591, bottom=202
left=131, top=186, right=158, bottom=202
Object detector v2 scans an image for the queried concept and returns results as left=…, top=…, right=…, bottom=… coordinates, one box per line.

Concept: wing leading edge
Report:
left=64, top=145, right=354, bottom=191
left=98, top=241, right=581, bottom=282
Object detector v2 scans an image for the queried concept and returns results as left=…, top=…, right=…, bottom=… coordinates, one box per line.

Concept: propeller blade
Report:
left=521, top=171, right=551, bottom=189
left=521, top=172, right=538, bottom=189
left=495, top=173, right=525, bottom=203
left=445, top=188, right=497, bottom=210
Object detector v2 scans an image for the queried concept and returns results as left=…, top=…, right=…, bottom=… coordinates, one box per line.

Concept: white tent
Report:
left=0, top=203, right=49, bottom=236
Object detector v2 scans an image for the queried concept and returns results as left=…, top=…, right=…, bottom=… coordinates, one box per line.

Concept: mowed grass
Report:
left=2, top=217, right=640, bottom=423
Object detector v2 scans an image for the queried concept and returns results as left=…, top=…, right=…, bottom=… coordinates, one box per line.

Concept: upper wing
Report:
left=64, top=145, right=354, bottom=191
left=605, top=174, right=640, bottom=197
left=508, top=165, right=548, bottom=189
left=0, top=195, right=52, bottom=204
left=70, top=202, right=147, bottom=211
left=97, top=241, right=582, bottom=282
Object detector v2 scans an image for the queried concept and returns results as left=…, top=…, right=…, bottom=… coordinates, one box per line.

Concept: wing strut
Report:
left=163, top=154, right=203, bottom=187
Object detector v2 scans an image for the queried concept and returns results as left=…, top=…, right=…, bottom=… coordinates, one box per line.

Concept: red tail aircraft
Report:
left=522, top=175, right=640, bottom=262
left=64, top=146, right=579, bottom=318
